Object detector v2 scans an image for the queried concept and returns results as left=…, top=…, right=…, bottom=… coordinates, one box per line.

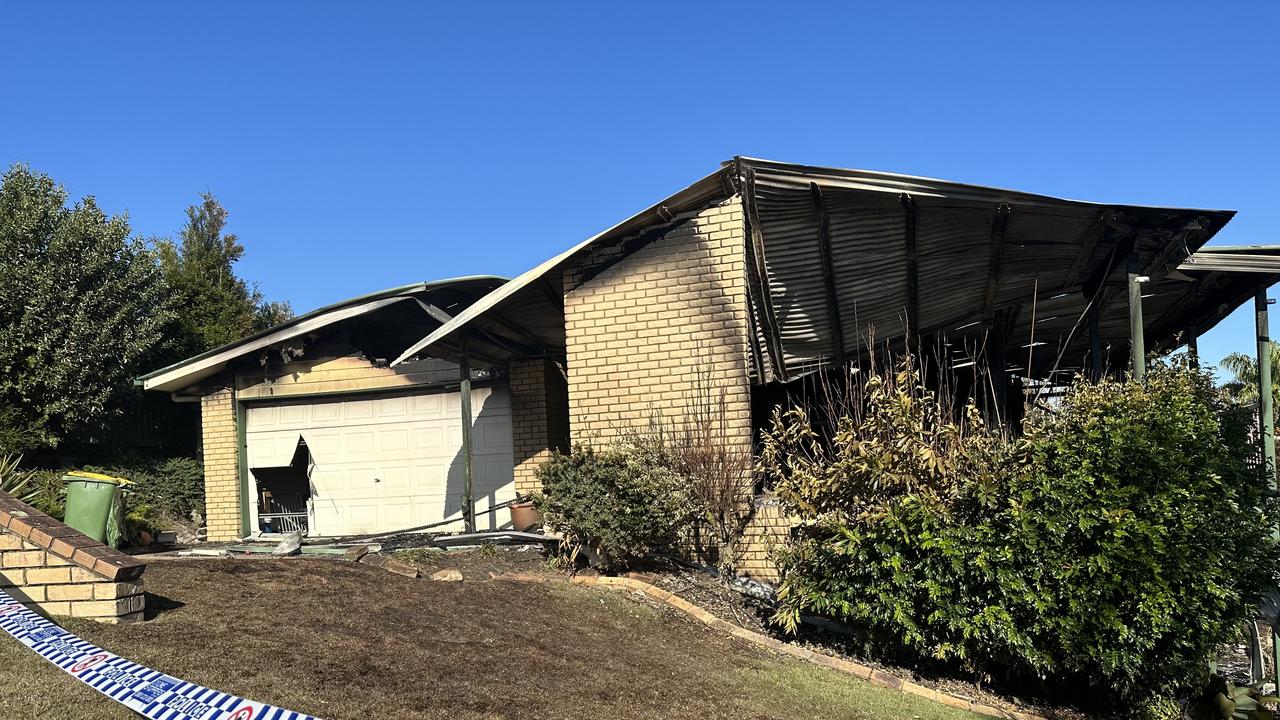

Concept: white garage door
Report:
left=245, top=387, right=515, bottom=536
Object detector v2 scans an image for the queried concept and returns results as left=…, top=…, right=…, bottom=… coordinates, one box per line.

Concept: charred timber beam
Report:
left=809, top=182, right=846, bottom=365
left=1062, top=209, right=1114, bottom=291
left=742, top=165, right=788, bottom=382
left=981, top=203, right=1012, bottom=319
left=900, top=193, right=920, bottom=343
left=413, top=300, right=541, bottom=358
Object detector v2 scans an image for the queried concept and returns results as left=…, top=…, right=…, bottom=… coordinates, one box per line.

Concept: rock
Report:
left=359, top=553, right=420, bottom=578
left=431, top=569, right=463, bottom=582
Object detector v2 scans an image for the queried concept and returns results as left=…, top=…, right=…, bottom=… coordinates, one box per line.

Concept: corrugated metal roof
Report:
left=385, top=156, right=1260, bottom=385
left=740, top=157, right=1239, bottom=381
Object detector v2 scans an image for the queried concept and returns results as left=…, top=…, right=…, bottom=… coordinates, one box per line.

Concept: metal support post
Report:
left=1128, top=260, right=1146, bottom=382
left=459, top=336, right=476, bottom=534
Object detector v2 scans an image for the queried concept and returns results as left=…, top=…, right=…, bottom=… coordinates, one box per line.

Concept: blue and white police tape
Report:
left=0, top=588, right=318, bottom=720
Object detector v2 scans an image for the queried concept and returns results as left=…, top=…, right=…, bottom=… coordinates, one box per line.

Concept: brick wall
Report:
left=562, top=196, right=789, bottom=579
left=200, top=387, right=242, bottom=541
left=0, top=493, right=146, bottom=623
left=510, top=358, right=569, bottom=495
left=563, top=196, right=752, bottom=446
left=739, top=497, right=790, bottom=582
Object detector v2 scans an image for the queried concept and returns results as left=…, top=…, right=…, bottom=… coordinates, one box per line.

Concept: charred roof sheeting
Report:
left=140, top=276, right=513, bottom=393
left=390, top=168, right=731, bottom=367
left=738, top=157, right=1238, bottom=381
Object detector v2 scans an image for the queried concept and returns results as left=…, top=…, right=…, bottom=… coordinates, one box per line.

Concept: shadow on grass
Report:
left=143, top=592, right=184, bottom=620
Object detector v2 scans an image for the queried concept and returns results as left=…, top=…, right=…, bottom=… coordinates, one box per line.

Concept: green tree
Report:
left=157, top=192, right=292, bottom=359
left=0, top=165, right=174, bottom=450
left=1220, top=345, right=1280, bottom=408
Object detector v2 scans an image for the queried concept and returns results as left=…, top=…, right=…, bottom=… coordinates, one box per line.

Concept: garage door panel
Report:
left=476, top=386, right=508, bottom=410
left=312, top=402, right=342, bottom=424
left=375, top=395, right=409, bottom=418
left=246, top=387, right=515, bottom=536
left=348, top=398, right=377, bottom=419
left=475, top=418, right=512, bottom=453
left=412, top=425, right=448, bottom=453
left=377, top=427, right=411, bottom=458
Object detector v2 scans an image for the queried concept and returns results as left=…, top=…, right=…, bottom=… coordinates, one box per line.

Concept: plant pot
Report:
left=509, top=501, right=541, bottom=532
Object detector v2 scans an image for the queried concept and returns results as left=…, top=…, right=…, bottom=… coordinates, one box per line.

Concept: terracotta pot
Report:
left=509, top=501, right=542, bottom=532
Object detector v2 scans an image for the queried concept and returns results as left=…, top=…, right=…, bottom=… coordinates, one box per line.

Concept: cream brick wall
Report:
left=563, top=196, right=787, bottom=580
left=510, top=358, right=569, bottom=495
left=563, top=196, right=752, bottom=447
left=200, top=388, right=242, bottom=541
left=0, top=530, right=145, bottom=623
left=738, top=498, right=790, bottom=582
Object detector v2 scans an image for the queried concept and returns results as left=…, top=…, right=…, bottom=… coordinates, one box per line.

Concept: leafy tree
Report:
left=0, top=165, right=174, bottom=450
left=1220, top=346, right=1280, bottom=408
left=157, top=192, right=292, bottom=359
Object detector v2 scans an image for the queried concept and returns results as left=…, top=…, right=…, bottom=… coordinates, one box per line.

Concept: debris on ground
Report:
left=358, top=552, right=420, bottom=578
left=430, top=569, right=463, bottom=582
left=271, top=532, right=302, bottom=556
left=343, top=544, right=372, bottom=561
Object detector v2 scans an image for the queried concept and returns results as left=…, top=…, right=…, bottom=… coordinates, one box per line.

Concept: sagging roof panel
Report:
left=140, top=276, right=509, bottom=393
left=740, top=157, right=1238, bottom=381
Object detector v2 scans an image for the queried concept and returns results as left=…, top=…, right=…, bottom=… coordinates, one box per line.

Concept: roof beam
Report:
left=981, top=203, right=1012, bottom=319
left=809, top=182, right=846, bottom=365
left=435, top=287, right=551, bottom=350
left=900, top=193, right=919, bottom=342
left=411, top=300, right=541, bottom=359
left=1061, top=209, right=1114, bottom=291
left=742, top=166, right=788, bottom=382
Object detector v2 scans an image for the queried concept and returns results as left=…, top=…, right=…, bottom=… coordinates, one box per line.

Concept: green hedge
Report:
left=534, top=442, right=693, bottom=571
left=763, top=359, right=1280, bottom=707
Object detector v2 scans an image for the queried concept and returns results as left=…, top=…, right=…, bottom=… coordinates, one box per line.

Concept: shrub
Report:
left=534, top=443, right=693, bottom=571
left=83, top=455, right=203, bottom=521
left=640, top=363, right=755, bottom=577
left=763, top=356, right=1280, bottom=707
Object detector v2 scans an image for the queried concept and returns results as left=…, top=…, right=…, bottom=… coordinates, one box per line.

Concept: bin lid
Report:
left=64, top=471, right=133, bottom=486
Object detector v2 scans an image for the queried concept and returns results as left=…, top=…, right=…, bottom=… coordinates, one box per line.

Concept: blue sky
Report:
left=2, top=2, right=1277, bottom=377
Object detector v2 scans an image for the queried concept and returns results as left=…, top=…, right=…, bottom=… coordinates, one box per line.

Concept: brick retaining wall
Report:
left=0, top=491, right=146, bottom=623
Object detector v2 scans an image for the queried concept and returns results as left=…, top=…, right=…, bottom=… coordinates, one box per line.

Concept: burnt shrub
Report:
left=763, top=357, right=1279, bottom=706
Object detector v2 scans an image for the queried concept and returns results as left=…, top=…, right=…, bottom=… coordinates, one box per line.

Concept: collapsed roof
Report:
left=137, top=275, right=562, bottom=394
left=398, top=157, right=1276, bottom=384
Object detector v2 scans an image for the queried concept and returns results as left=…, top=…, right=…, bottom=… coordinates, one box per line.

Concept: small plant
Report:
left=535, top=443, right=693, bottom=572
left=0, top=453, right=40, bottom=504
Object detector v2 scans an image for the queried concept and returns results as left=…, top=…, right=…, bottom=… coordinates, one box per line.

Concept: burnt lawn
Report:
left=0, top=556, right=983, bottom=720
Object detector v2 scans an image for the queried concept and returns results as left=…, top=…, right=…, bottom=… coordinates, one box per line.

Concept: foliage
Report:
left=762, top=355, right=1280, bottom=707
left=0, top=165, right=174, bottom=449
left=83, top=455, right=204, bottom=523
left=641, top=363, right=756, bottom=577
left=534, top=443, right=694, bottom=571
left=0, top=453, right=40, bottom=505
left=23, top=469, right=67, bottom=518
left=1221, top=346, right=1280, bottom=414
left=156, top=192, right=293, bottom=360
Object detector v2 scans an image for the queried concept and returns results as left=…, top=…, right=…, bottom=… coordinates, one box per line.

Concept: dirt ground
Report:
left=0, top=553, right=984, bottom=720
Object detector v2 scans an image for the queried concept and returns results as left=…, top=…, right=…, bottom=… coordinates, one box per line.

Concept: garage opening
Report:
left=250, top=436, right=312, bottom=536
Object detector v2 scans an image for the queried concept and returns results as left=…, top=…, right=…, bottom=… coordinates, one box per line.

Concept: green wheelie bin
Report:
left=63, top=471, right=129, bottom=543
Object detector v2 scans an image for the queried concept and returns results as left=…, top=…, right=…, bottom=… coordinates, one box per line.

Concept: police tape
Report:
left=0, top=588, right=318, bottom=720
